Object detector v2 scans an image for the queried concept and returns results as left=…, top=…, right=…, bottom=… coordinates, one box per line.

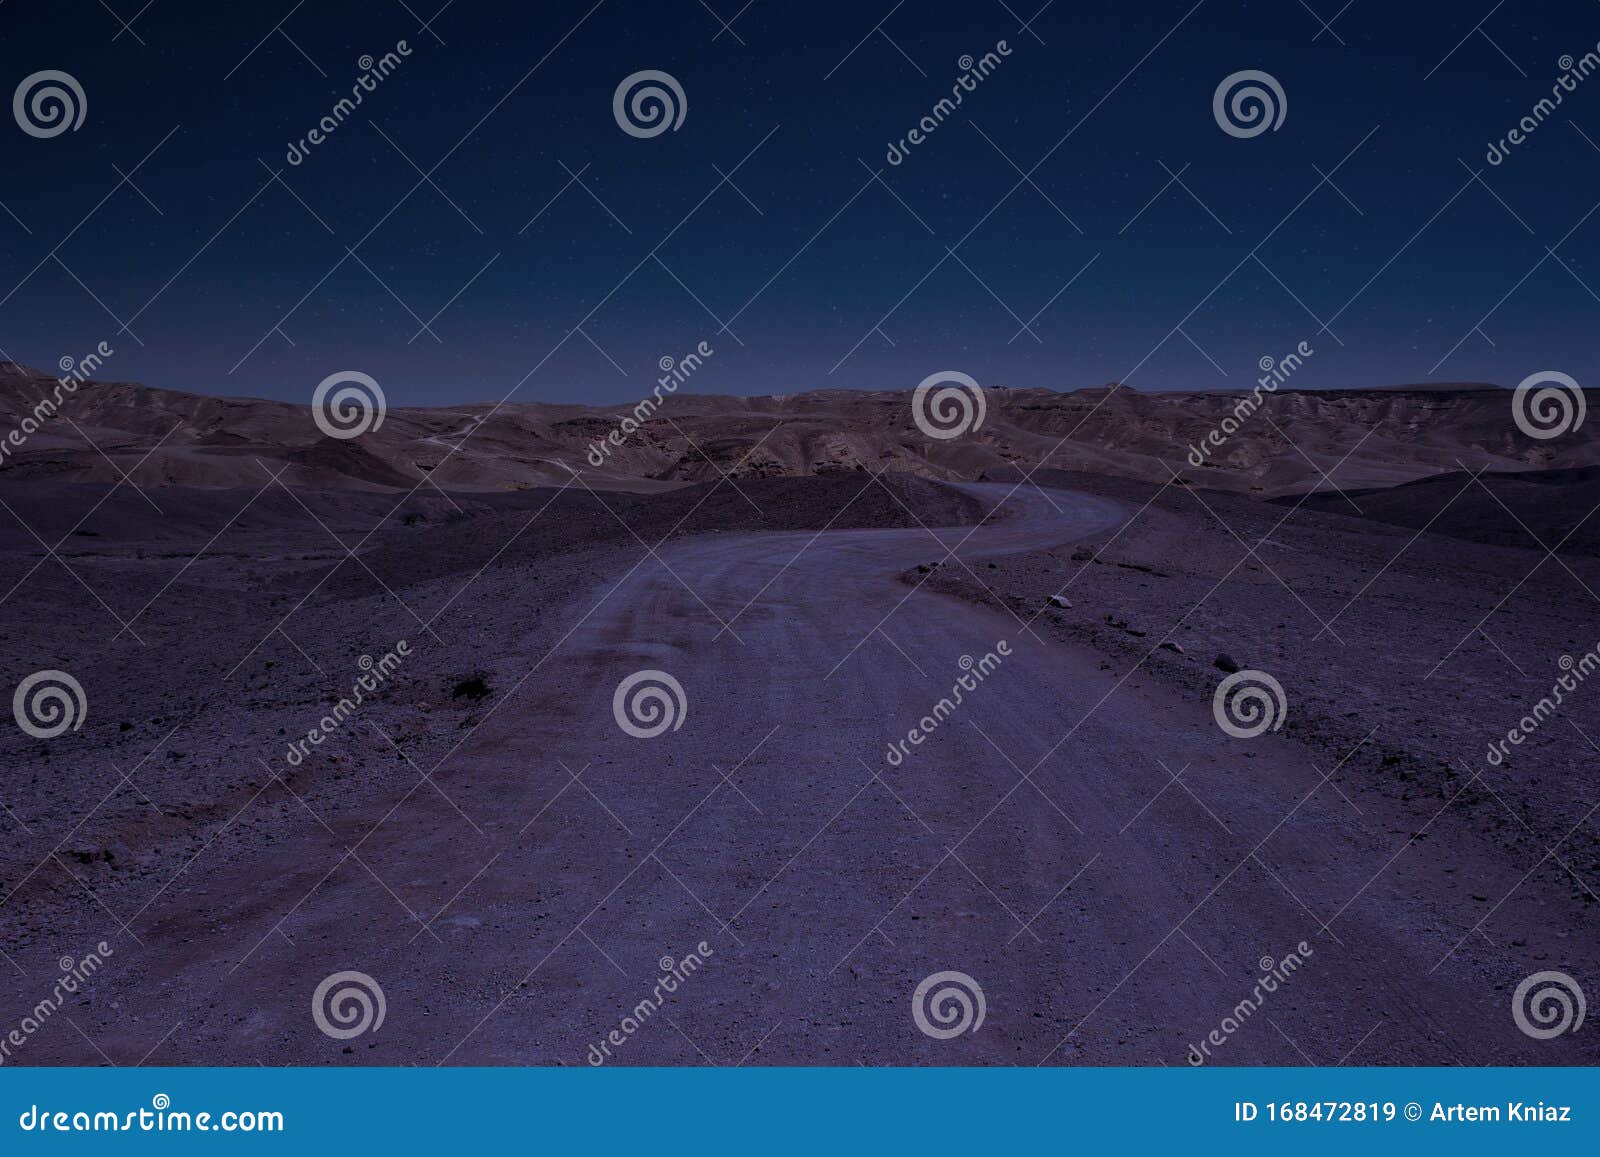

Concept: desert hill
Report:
left=1, top=360, right=1592, bottom=497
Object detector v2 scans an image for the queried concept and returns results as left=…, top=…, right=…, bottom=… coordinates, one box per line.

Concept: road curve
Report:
left=71, top=484, right=1583, bottom=1065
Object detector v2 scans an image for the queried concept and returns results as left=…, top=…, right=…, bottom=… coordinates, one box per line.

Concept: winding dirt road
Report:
left=38, top=485, right=1589, bottom=1065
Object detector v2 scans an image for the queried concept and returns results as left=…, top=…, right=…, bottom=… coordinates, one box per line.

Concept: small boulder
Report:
left=1160, top=641, right=1184, bottom=654
left=1049, top=595, right=1071, bottom=608
left=1213, top=653, right=1240, bottom=673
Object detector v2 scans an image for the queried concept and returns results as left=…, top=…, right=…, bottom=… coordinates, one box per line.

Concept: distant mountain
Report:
left=0, top=361, right=1592, bottom=496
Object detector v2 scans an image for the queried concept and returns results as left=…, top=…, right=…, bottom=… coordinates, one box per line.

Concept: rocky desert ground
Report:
left=0, top=365, right=1596, bottom=1066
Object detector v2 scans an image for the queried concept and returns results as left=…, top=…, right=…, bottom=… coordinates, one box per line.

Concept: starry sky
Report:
left=2, top=0, right=1599, bottom=408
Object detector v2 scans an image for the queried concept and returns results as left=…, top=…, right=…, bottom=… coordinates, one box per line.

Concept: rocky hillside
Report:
left=1, top=361, right=1592, bottom=496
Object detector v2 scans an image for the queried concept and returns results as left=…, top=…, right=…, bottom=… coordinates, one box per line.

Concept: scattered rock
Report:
left=451, top=676, right=491, bottom=702
left=1160, top=641, right=1184, bottom=654
left=1214, top=653, right=1240, bottom=673
left=1049, top=595, right=1071, bottom=608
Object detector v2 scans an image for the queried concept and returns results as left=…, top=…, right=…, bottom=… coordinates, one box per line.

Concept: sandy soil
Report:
left=0, top=476, right=979, bottom=992
left=917, top=469, right=1600, bottom=1050
left=2, top=470, right=1593, bottom=1066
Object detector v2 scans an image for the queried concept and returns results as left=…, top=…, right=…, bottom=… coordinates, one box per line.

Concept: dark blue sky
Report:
left=2, top=0, right=1598, bottom=407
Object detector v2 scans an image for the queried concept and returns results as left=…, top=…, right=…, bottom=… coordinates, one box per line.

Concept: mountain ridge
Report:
left=0, top=360, right=1587, bottom=496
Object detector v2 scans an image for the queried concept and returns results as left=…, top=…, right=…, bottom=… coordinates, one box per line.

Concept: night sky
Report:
left=2, top=0, right=1599, bottom=408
